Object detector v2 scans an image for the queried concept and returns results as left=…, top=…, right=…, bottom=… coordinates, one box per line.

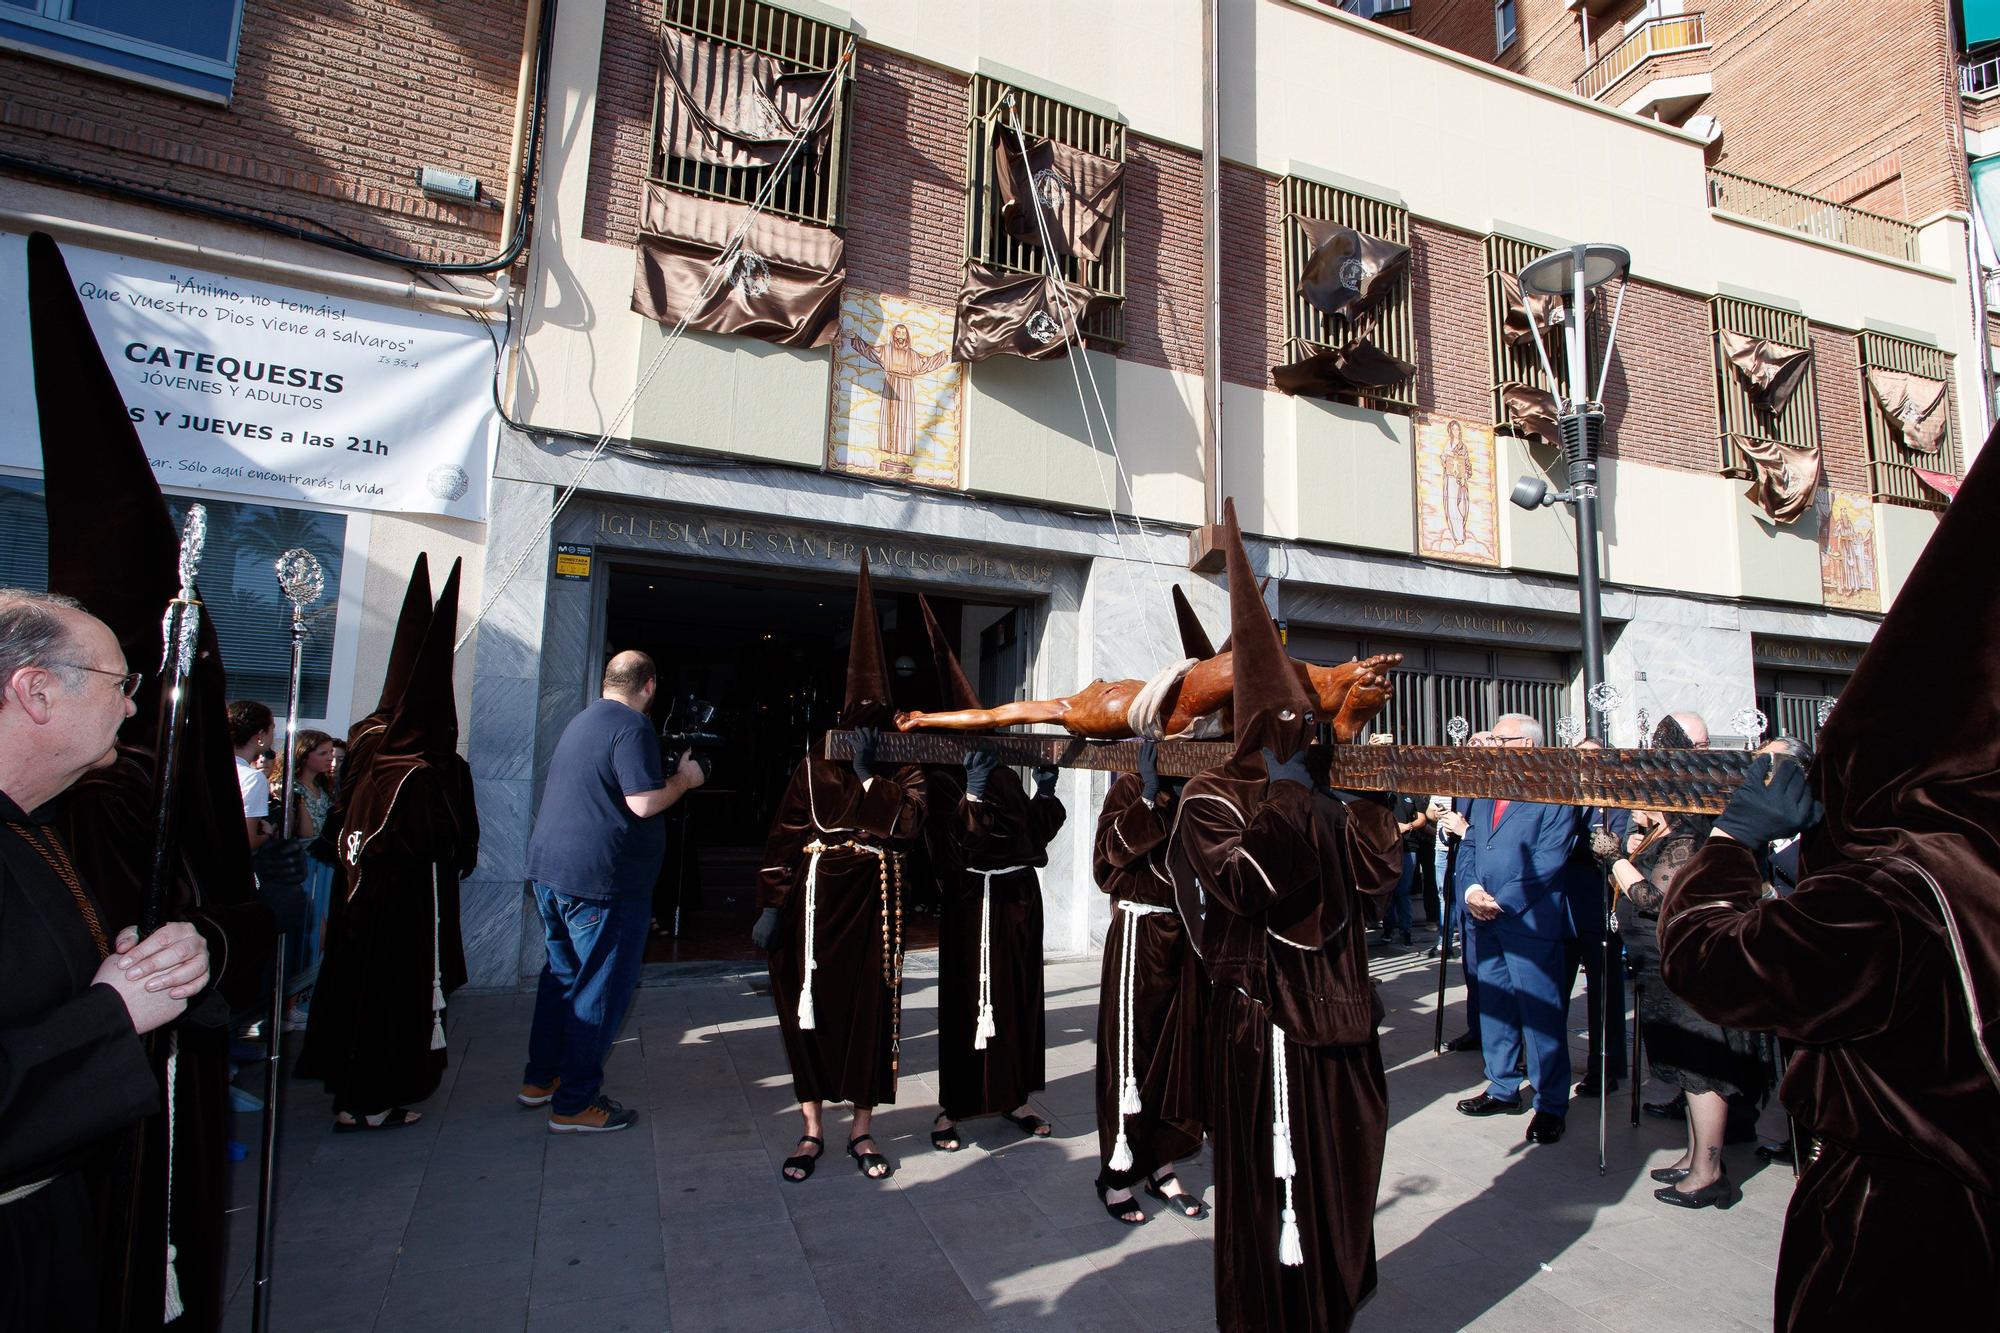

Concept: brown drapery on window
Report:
left=1295, top=219, right=1408, bottom=323
left=631, top=185, right=844, bottom=348
left=1865, top=367, right=1950, bottom=456
left=953, top=263, right=1107, bottom=362
left=1720, top=329, right=1813, bottom=417
left=992, top=134, right=1125, bottom=263
left=1729, top=434, right=1821, bottom=524
left=1499, top=383, right=1563, bottom=448
left=656, top=28, right=837, bottom=169
left=1270, top=338, right=1416, bottom=399
left=1499, top=271, right=1567, bottom=349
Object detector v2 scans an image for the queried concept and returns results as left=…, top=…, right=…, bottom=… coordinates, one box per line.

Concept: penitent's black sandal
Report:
left=931, top=1113, right=962, bottom=1152
left=848, top=1134, right=893, bottom=1180
left=1003, top=1109, right=1053, bottom=1138
left=1097, top=1183, right=1147, bottom=1226
left=781, top=1134, right=823, bottom=1183
left=1144, top=1172, right=1209, bottom=1220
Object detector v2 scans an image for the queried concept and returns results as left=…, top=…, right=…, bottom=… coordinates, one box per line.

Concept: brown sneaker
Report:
left=517, top=1077, right=559, bottom=1108
left=548, top=1095, right=637, bottom=1134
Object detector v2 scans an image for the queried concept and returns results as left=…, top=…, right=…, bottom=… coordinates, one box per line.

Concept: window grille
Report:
left=651, top=0, right=854, bottom=229
left=1710, top=296, right=1818, bottom=479
left=1280, top=176, right=1416, bottom=411
left=965, top=74, right=1127, bottom=348
left=1857, top=330, right=1956, bottom=511
left=1288, top=631, right=1569, bottom=746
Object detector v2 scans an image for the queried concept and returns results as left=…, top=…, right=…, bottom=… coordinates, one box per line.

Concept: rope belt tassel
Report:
left=164, top=1034, right=183, bottom=1321
left=430, top=867, right=446, bottom=1052
left=798, top=840, right=898, bottom=1043
left=1272, top=1024, right=1304, bottom=1268
left=971, top=865, right=1029, bottom=1052
left=1107, top=900, right=1171, bottom=1173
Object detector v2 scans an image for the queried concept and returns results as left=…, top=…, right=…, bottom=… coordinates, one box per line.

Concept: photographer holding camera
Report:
left=518, top=651, right=704, bottom=1133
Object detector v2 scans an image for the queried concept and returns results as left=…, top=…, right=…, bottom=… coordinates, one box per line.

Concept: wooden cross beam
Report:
left=824, top=729, right=1763, bottom=815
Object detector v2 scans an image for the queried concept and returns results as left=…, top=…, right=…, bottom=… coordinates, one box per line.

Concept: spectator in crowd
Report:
left=281, top=729, right=339, bottom=1031
left=1374, top=789, right=1426, bottom=950
left=1611, top=712, right=1765, bottom=1208
left=1453, top=714, right=1585, bottom=1145
left=1431, top=731, right=1492, bottom=1049
left=228, top=700, right=275, bottom=851
left=1569, top=736, right=1628, bottom=1097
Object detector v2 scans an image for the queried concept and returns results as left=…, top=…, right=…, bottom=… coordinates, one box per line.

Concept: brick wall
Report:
left=1120, top=137, right=1205, bottom=375
left=843, top=51, right=968, bottom=309
left=1410, top=221, right=1492, bottom=422
left=0, top=0, right=526, bottom=262
left=1812, top=326, right=1870, bottom=494
left=1217, top=164, right=1281, bottom=387
left=1597, top=278, right=1720, bottom=472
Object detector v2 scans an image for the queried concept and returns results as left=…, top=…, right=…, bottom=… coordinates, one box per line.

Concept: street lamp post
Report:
left=1507, top=243, right=1631, bottom=743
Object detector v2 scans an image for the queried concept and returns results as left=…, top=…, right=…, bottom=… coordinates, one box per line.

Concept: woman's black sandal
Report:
left=1144, top=1173, right=1209, bottom=1220
left=930, top=1114, right=962, bottom=1152
left=1097, top=1183, right=1147, bottom=1226
left=848, top=1134, right=892, bottom=1180
left=1003, top=1109, right=1053, bottom=1138
left=781, top=1135, right=823, bottom=1183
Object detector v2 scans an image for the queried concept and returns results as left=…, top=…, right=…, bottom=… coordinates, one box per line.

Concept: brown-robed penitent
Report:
left=760, top=554, right=927, bottom=1108
left=1658, top=419, right=2000, bottom=1327
left=993, top=133, right=1125, bottom=264
left=22, top=231, right=275, bottom=1333
left=1271, top=340, right=1416, bottom=400
left=1168, top=499, right=1399, bottom=1333
left=1296, top=219, right=1408, bottom=324
left=953, top=262, right=1108, bottom=363
left=632, top=185, right=844, bottom=349
left=656, top=27, right=837, bottom=170
left=1864, top=367, right=1951, bottom=456
left=1499, top=382, right=1563, bottom=448
left=300, top=560, right=477, bottom=1117
left=918, top=594, right=1066, bottom=1122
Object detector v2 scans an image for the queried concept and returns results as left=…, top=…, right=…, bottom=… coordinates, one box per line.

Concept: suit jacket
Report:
left=1564, top=806, right=1630, bottom=941
left=1460, top=796, right=1585, bottom=940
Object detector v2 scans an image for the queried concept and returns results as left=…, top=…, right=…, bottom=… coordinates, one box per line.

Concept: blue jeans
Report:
left=523, top=884, right=652, bottom=1116
left=1382, top=851, right=1415, bottom=933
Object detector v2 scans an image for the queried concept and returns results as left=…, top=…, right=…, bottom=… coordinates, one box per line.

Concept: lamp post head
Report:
left=1519, top=243, right=1631, bottom=298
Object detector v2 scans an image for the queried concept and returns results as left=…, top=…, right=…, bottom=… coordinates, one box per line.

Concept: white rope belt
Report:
left=1106, top=899, right=1172, bottom=1173
left=163, top=1034, right=183, bottom=1320
left=797, top=839, right=888, bottom=1031
left=972, top=865, right=1032, bottom=1051
left=1272, top=1024, right=1304, bottom=1267
left=0, top=1176, right=54, bottom=1206
left=430, top=867, right=446, bottom=1052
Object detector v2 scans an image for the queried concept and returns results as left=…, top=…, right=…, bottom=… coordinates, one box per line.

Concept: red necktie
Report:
left=1492, top=800, right=1509, bottom=828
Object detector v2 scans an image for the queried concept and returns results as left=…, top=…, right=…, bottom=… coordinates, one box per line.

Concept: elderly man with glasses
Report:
left=1451, top=713, right=1590, bottom=1146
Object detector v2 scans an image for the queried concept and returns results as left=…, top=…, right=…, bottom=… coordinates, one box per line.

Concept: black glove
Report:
left=963, top=749, right=999, bottom=799
left=1714, top=755, right=1823, bottom=848
left=751, top=906, right=782, bottom=951
left=1138, top=740, right=1161, bottom=803
left=852, top=726, right=879, bottom=781
left=1033, top=765, right=1060, bottom=798
left=1261, top=747, right=1312, bottom=789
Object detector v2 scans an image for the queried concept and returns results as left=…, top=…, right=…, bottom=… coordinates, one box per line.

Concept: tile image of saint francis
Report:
left=1441, top=418, right=1472, bottom=547
left=848, top=324, right=950, bottom=462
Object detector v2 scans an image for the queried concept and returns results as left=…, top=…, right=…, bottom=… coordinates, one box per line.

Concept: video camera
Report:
left=661, top=695, right=724, bottom=780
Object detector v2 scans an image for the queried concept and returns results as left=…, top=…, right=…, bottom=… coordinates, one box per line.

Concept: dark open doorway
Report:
left=600, top=561, right=1035, bottom=964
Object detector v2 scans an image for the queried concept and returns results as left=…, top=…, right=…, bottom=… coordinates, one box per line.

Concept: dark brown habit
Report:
left=301, top=561, right=477, bottom=1116
left=918, top=595, right=1067, bottom=1121
left=22, top=230, right=274, bottom=1333
left=317, top=551, right=430, bottom=864
left=760, top=555, right=926, bottom=1107
left=1660, top=419, right=2000, bottom=1329
left=1093, top=772, right=1204, bottom=1189
left=1168, top=499, right=1399, bottom=1333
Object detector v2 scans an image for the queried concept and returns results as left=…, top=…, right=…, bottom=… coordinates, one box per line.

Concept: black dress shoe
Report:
left=1654, top=1175, right=1739, bottom=1209
left=1455, top=1094, right=1524, bottom=1117
left=1524, top=1111, right=1565, bottom=1144
left=1572, top=1078, right=1621, bottom=1098
left=1755, top=1139, right=1795, bottom=1165
left=1445, top=1032, right=1482, bottom=1053
left=1642, top=1096, right=1688, bottom=1121
left=1649, top=1166, right=1690, bottom=1184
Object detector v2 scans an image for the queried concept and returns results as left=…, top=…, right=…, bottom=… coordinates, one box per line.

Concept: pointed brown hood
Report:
left=374, top=552, right=433, bottom=720
left=28, top=231, right=182, bottom=739
left=378, top=558, right=461, bottom=762
left=1171, top=585, right=1217, bottom=660
left=841, top=553, right=894, bottom=728
left=1222, top=499, right=1314, bottom=761
left=917, top=593, right=981, bottom=710
left=1805, top=420, right=2000, bottom=1089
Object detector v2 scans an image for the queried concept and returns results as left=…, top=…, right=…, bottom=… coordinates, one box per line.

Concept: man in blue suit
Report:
left=1452, top=713, right=1586, bottom=1145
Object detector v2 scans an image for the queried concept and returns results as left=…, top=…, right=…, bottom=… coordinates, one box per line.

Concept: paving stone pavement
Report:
left=219, top=932, right=1791, bottom=1331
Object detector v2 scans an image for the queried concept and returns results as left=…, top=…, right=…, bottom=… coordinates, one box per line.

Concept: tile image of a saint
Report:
left=1414, top=413, right=1497, bottom=565
left=828, top=291, right=964, bottom=489
left=847, top=325, right=949, bottom=461
left=1441, top=418, right=1472, bottom=546
left=1820, top=490, right=1879, bottom=611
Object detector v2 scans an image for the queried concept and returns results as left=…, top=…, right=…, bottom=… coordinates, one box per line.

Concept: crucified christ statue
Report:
left=895, top=651, right=1400, bottom=744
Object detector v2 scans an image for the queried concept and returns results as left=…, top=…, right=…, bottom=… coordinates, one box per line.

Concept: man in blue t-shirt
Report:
left=519, top=650, right=704, bottom=1132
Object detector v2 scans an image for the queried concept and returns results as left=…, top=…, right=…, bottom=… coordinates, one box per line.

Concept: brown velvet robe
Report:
left=930, top=767, right=1065, bottom=1121
left=1093, top=773, right=1204, bottom=1188
left=1174, top=772, right=1399, bottom=1333
left=760, top=757, right=926, bottom=1106
left=1660, top=840, right=2000, bottom=1328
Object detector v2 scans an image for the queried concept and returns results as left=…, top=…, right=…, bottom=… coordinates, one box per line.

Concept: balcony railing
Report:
left=1706, top=168, right=1922, bottom=263
left=1575, top=12, right=1706, bottom=101
left=1965, top=54, right=2000, bottom=97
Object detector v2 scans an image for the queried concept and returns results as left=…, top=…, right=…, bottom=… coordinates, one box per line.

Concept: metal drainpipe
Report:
left=1202, top=0, right=1223, bottom=525
left=499, top=0, right=548, bottom=260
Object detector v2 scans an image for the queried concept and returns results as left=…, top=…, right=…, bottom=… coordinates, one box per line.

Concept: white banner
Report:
left=0, top=232, right=497, bottom=521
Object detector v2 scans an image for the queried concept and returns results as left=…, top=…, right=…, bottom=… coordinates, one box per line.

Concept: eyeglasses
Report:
left=57, top=664, right=145, bottom=699
left=1490, top=733, right=1533, bottom=745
